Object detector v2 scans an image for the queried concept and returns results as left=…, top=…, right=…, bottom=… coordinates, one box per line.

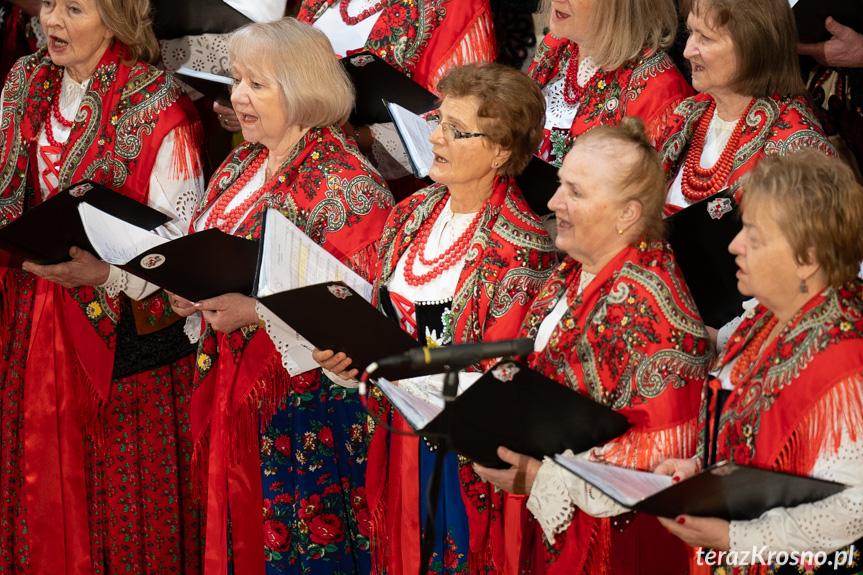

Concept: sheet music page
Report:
left=375, top=377, right=443, bottom=431
left=553, top=455, right=674, bottom=507
left=387, top=102, right=434, bottom=178
left=175, top=66, right=233, bottom=85
left=78, top=202, right=170, bottom=264
left=257, top=209, right=374, bottom=301
left=256, top=302, right=318, bottom=376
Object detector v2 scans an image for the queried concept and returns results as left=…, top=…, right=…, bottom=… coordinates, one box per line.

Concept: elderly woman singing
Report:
left=0, top=0, right=205, bottom=571
left=658, top=153, right=863, bottom=575
left=169, top=18, right=394, bottom=575
left=317, top=63, right=557, bottom=574
left=475, top=118, right=713, bottom=575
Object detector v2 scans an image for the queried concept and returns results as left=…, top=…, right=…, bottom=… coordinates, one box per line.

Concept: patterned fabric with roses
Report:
left=0, top=42, right=203, bottom=573
left=365, top=177, right=556, bottom=575
left=518, top=241, right=712, bottom=574
left=527, top=33, right=693, bottom=166
left=657, top=93, right=835, bottom=201
left=297, top=0, right=496, bottom=91
left=189, top=125, right=393, bottom=575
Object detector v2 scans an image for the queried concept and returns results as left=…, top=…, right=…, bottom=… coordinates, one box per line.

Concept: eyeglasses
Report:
left=425, top=112, right=487, bottom=142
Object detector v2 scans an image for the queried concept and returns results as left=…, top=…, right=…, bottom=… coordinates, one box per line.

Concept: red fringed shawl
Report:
left=0, top=42, right=202, bottom=574
left=658, top=93, right=835, bottom=201
left=520, top=242, right=713, bottom=574
left=527, top=34, right=693, bottom=157
left=297, top=0, right=496, bottom=91
left=190, top=127, right=394, bottom=575
left=365, top=177, right=557, bottom=575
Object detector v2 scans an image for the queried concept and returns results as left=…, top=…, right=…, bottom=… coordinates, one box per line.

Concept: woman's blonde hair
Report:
left=94, top=0, right=159, bottom=64
left=741, top=152, right=863, bottom=288
left=541, top=0, right=676, bottom=70
left=574, top=117, right=667, bottom=242
left=229, top=18, right=354, bottom=128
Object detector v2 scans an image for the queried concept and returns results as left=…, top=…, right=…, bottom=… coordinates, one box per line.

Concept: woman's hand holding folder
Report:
left=312, top=348, right=359, bottom=381
left=22, top=246, right=110, bottom=288
left=193, top=292, right=259, bottom=334
left=473, top=446, right=542, bottom=496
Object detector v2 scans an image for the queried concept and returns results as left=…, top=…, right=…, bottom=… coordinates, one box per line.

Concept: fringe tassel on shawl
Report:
left=225, top=350, right=293, bottom=467
left=369, top=489, right=388, bottom=575
left=774, top=373, right=863, bottom=475
left=75, top=360, right=107, bottom=449
left=427, top=9, right=497, bottom=91
left=583, top=518, right=613, bottom=575
left=170, top=120, right=205, bottom=180
left=191, top=427, right=210, bottom=501
left=0, top=269, right=17, bottom=354
left=597, top=416, right=699, bottom=471
left=469, top=545, right=495, bottom=575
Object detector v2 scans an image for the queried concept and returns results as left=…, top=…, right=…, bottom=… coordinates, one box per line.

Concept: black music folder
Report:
left=0, top=180, right=169, bottom=267
left=174, top=67, right=233, bottom=102
left=118, top=230, right=260, bottom=302
left=554, top=457, right=847, bottom=520
left=342, top=52, right=438, bottom=125
left=794, top=0, right=863, bottom=44
left=515, top=156, right=558, bottom=217
left=377, top=361, right=631, bottom=468
left=666, top=188, right=746, bottom=329
left=150, top=0, right=251, bottom=39
left=256, top=281, right=444, bottom=381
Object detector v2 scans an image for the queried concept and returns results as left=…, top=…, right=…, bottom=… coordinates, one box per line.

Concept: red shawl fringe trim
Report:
left=224, top=350, right=292, bottom=467
left=774, top=373, right=863, bottom=475
left=74, top=357, right=106, bottom=449
left=0, top=269, right=17, bottom=354
left=597, top=416, right=698, bottom=471
left=583, top=518, right=613, bottom=575
left=369, top=480, right=388, bottom=575
left=192, top=427, right=211, bottom=501
left=427, top=9, right=496, bottom=91
left=170, top=120, right=205, bottom=180
left=469, top=544, right=494, bottom=575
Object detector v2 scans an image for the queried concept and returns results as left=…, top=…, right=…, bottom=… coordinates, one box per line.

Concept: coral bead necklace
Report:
left=44, top=84, right=74, bottom=148
left=339, top=0, right=385, bottom=26
left=403, top=194, right=489, bottom=286
left=680, top=98, right=755, bottom=202
left=730, top=314, right=779, bottom=386
left=205, top=149, right=270, bottom=233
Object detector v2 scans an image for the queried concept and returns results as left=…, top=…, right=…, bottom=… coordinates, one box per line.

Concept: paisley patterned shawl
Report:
left=297, top=0, right=496, bottom=91
left=0, top=41, right=202, bottom=402
left=365, top=176, right=557, bottom=573
left=527, top=33, right=694, bottom=156
left=520, top=241, right=712, bottom=574
left=715, top=284, right=863, bottom=476
left=658, top=93, right=836, bottom=201
left=189, top=126, right=393, bottom=574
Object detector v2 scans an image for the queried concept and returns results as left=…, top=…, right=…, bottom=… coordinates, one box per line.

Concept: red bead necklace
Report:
left=339, top=0, right=385, bottom=26
left=205, top=149, right=270, bottom=233
left=403, top=194, right=489, bottom=286
left=729, top=314, right=778, bottom=386
left=44, top=83, right=74, bottom=148
left=562, top=45, right=594, bottom=106
left=680, top=98, right=755, bottom=202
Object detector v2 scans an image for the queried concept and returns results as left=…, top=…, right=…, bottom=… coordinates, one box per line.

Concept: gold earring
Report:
left=617, top=228, right=623, bottom=235
left=493, top=161, right=499, bottom=167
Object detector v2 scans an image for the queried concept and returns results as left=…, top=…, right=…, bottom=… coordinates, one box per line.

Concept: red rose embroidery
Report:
left=98, top=316, right=113, bottom=336
left=356, top=506, right=371, bottom=536
left=263, top=498, right=273, bottom=519
left=308, top=513, right=344, bottom=545
left=228, top=331, right=245, bottom=350
left=77, top=286, right=96, bottom=303
left=274, top=492, right=293, bottom=504
left=263, top=520, right=291, bottom=551
left=149, top=296, right=165, bottom=317
left=202, top=336, right=217, bottom=355
left=319, top=426, right=334, bottom=448
left=293, top=372, right=319, bottom=394
left=298, top=494, right=322, bottom=520
left=275, top=435, right=291, bottom=456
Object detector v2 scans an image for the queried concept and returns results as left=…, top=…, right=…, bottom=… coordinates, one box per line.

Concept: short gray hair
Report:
left=229, top=18, right=354, bottom=128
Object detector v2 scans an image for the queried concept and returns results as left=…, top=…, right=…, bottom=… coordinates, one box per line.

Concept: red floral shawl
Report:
left=0, top=42, right=202, bottom=574
left=527, top=34, right=693, bottom=159
left=297, top=0, right=496, bottom=91
left=365, top=177, right=557, bottom=574
left=520, top=242, right=712, bottom=575
left=715, top=285, right=863, bottom=476
left=658, top=93, right=835, bottom=203
left=190, top=127, right=394, bottom=575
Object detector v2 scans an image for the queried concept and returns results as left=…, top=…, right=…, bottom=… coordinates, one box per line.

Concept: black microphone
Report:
left=372, top=338, right=534, bottom=373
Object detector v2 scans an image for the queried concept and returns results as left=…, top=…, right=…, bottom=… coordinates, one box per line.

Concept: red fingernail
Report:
left=672, top=476, right=681, bottom=483
left=677, top=517, right=685, bottom=524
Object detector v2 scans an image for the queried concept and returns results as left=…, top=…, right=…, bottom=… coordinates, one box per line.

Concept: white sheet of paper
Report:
left=375, top=377, right=443, bottom=430
left=257, top=209, right=374, bottom=301
left=78, top=202, right=170, bottom=264
left=175, top=66, right=233, bottom=85
left=387, top=102, right=435, bottom=178
left=553, top=455, right=674, bottom=507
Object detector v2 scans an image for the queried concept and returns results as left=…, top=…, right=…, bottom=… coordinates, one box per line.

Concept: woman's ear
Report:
left=491, top=145, right=511, bottom=171
left=618, top=199, right=642, bottom=234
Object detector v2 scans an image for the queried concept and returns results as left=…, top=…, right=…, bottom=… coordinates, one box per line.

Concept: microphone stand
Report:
left=418, top=367, right=460, bottom=575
